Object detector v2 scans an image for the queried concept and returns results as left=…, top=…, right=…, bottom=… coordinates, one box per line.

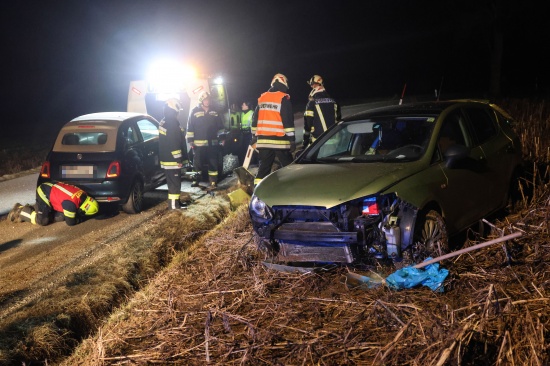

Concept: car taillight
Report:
left=40, top=161, right=50, bottom=178
left=362, top=197, right=380, bottom=215
left=106, top=161, right=121, bottom=178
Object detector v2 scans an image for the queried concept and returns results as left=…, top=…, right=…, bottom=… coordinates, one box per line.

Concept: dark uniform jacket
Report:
left=186, top=106, right=225, bottom=147
left=159, top=115, right=187, bottom=169
left=303, top=87, right=341, bottom=141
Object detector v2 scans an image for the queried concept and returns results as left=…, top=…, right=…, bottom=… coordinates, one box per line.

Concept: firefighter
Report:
left=186, top=91, right=226, bottom=189
left=251, top=73, right=296, bottom=186
left=302, top=75, right=341, bottom=149
left=159, top=98, right=189, bottom=209
left=8, top=182, right=99, bottom=226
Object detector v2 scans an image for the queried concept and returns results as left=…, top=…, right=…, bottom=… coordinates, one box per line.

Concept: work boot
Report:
left=19, top=205, right=36, bottom=223
left=190, top=172, right=200, bottom=187
left=7, top=203, right=23, bottom=223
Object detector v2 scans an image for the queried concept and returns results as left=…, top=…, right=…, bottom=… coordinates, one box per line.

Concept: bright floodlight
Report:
left=212, top=76, right=224, bottom=85
left=147, top=59, right=197, bottom=93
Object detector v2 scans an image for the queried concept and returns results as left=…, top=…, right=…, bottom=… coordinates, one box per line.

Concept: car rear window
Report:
left=53, top=128, right=117, bottom=152
left=61, top=132, right=108, bottom=145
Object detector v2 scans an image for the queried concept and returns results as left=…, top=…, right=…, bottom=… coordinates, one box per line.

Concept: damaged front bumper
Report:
left=250, top=194, right=419, bottom=264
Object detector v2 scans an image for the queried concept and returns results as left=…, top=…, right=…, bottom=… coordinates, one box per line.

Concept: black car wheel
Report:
left=408, top=210, right=449, bottom=264
left=122, top=180, right=144, bottom=214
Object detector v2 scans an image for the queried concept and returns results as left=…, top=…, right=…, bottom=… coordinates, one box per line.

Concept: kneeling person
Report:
left=13, top=182, right=99, bottom=226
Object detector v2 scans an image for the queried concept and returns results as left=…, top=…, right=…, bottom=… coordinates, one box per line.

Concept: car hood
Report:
left=254, top=162, right=425, bottom=208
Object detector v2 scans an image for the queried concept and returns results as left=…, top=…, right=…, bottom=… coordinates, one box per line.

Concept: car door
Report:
left=435, top=108, right=495, bottom=233
left=462, top=105, right=514, bottom=210
left=135, top=118, right=164, bottom=188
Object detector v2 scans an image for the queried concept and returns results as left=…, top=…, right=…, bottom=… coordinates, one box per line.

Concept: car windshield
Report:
left=299, top=116, right=437, bottom=163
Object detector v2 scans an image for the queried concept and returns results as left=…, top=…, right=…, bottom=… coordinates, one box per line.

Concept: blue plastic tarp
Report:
left=385, top=258, right=449, bottom=292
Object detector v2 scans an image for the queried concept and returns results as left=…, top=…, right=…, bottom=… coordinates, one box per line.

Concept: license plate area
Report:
left=61, top=165, right=96, bottom=178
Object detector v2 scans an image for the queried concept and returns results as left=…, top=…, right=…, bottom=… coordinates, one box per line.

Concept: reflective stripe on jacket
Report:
left=254, top=91, right=295, bottom=149
left=38, top=182, right=84, bottom=214
left=159, top=116, right=187, bottom=168
left=186, top=106, right=225, bottom=147
left=304, top=88, right=340, bottom=140
left=240, top=110, right=253, bottom=130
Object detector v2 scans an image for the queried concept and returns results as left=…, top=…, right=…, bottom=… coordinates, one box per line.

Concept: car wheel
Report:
left=408, top=210, right=449, bottom=264
left=122, top=180, right=144, bottom=214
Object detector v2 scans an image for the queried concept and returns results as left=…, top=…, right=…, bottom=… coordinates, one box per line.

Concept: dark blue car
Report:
left=38, top=112, right=166, bottom=214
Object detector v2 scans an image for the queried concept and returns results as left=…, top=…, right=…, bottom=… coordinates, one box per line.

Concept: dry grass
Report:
left=61, top=191, right=549, bottom=365
left=0, top=136, right=52, bottom=178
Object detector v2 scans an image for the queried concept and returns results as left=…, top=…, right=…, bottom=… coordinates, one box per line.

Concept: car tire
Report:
left=409, top=210, right=449, bottom=264
left=121, top=180, right=144, bottom=214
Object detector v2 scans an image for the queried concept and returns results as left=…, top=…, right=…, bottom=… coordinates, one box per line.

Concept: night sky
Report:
left=1, top=0, right=548, bottom=139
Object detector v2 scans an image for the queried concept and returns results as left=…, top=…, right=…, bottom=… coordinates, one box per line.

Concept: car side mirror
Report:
left=444, top=144, right=470, bottom=168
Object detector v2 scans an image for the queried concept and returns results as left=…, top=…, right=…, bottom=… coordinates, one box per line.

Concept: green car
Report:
left=249, top=100, right=523, bottom=266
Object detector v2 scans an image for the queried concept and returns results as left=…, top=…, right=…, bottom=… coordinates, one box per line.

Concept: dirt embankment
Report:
left=0, top=184, right=236, bottom=365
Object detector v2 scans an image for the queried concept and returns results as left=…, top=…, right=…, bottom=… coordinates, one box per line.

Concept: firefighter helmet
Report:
left=198, top=91, right=211, bottom=104
left=307, top=75, right=323, bottom=86
left=165, top=98, right=182, bottom=112
left=80, top=195, right=99, bottom=216
left=271, top=73, right=289, bottom=88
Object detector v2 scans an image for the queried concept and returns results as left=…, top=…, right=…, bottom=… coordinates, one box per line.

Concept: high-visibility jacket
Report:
left=186, top=105, right=226, bottom=147
left=240, top=109, right=253, bottom=131
left=252, top=89, right=295, bottom=149
left=37, top=182, right=86, bottom=222
left=159, top=115, right=188, bottom=169
left=304, top=87, right=340, bottom=141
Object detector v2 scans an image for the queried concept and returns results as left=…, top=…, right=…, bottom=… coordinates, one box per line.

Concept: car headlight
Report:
left=250, top=195, right=273, bottom=221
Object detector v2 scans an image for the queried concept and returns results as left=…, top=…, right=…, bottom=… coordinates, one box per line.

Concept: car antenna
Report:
left=399, top=83, right=407, bottom=105
left=436, top=76, right=444, bottom=101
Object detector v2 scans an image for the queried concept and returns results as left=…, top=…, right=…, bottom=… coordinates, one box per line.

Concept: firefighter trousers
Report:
left=255, top=148, right=293, bottom=184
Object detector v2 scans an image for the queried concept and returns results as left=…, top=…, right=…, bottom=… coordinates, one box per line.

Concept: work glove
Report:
left=289, top=141, right=296, bottom=153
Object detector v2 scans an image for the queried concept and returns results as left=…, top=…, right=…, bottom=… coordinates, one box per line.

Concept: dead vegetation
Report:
left=61, top=187, right=549, bottom=365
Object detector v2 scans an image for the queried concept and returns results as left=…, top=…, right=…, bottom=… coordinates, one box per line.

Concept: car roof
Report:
left=70, top=112, right=152, bottom=123
left=343, top=99, right=492, bottom=121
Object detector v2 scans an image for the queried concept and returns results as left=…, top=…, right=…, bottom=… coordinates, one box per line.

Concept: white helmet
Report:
left=165, top=98, right=182, bottom=112
left=307, top=75, right=323, bottom=86
left=271, top=73, right=289, bottom=88
left=198, top=91, right=211, bottom=104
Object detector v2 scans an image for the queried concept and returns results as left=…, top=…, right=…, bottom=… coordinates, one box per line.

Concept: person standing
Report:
left=159, top=98, right=189, bottom=209
left=186, top=91, right=226, bottom=189
left=238, top=100, right=254, bottom=164
left=251, top=73, right=296, bottom=186
left=9, top=182, right=99, bottom=226
left=302, top=75, right=341, bottom=149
